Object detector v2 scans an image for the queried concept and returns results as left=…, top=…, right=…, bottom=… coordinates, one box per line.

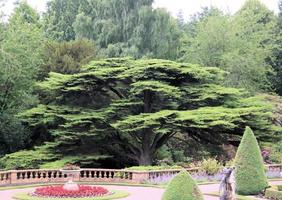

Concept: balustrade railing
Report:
left=0, top=171, right=10, bottom=186
left=0, top=164, right=280, bottom=187
left=79, top=169, right=133, bottom=182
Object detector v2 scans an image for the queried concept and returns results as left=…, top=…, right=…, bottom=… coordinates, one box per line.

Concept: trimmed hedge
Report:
left=265, top=186, right=282, bottom=200
left=124, top=165, right=182, bottom=171
left=234, top=126, right=268, bottom=195
left=162, top=170, right=204, bottom=200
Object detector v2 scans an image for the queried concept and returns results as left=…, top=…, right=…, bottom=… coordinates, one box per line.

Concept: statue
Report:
left=219, top=167, right=236, bottom=200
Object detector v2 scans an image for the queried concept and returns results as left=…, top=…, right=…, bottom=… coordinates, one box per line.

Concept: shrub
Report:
left=269, top=150, right=282, bottom=163
left=265, top=186, right=282, bottom=200
left=225, top=159, right=235, bottom=167
left=234, top=127, right=268, bottom=195
left=124, top=165, right=182, bottom=171
left=162, top=171, right=204, bottom=200
left=200, top=158, right=222, bottom=175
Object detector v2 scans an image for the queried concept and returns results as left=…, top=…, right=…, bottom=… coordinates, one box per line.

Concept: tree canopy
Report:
left=0, top=2, right=44, bottom=156
left=0, top=0, right=282, bottom=170
left=2, top=58, right=277, bottom=168
left=44, top=0, right=181, bottom=59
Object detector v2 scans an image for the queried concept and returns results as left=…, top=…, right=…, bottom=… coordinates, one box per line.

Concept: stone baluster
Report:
left=131, top=171, right=149, bottom=183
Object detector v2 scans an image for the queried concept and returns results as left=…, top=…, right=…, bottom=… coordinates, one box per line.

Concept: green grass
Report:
left=0, top=181, right=217, bottom=191
left=205, top=192, right=256, bottom=200
left=13, top=190, right=129, bottom=200
left=265, top=185, right=282, bottom=200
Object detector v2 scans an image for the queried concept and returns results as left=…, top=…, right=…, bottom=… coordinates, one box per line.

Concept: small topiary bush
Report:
left=162, top=170, right=204, bottom=200
left=234, top=126, right=268, bottom=195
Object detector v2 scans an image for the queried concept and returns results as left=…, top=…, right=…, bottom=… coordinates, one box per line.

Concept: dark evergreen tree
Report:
left=2, top=58, right=279, bottom=168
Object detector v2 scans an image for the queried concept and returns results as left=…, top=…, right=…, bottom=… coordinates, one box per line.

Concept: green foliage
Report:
left=43, top=0, right=85, bottom=41
left=199, top=158, right=222, bottom=175
left=181, top=1, right=276, bottom=92
left=269, top=142, right=282, bottom=163
left=271, top=0, right=282, bottom=95
left=162, top=171, right=204, bottom=200
left=124, top=165, right=182, bottom=171
left=223, top=0, right=276, bottom=92
left=0, top=149, right=54, bottom=170
left=0, top=1, right=44, bottom=156
left=234, top=127, right=268, bottom=195
left=9, top=58, right=278, bottom=168
left=0, top=113, right=29, bottom=155
left=180, top=8, right=232, bottom=68
left=39, top=155, right=108, bottom=169
left=265, top=186, right=282, bottom=200
left=44, top=0, right=180, bottom=59
left=40, top=39, right=96, bottom=79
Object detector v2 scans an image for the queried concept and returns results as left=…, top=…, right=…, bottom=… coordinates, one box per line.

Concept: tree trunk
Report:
left=138, top=150, right=153, bottom=166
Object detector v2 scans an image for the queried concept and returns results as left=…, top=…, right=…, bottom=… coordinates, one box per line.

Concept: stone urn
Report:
left=60, top=165, right=81, bottom=191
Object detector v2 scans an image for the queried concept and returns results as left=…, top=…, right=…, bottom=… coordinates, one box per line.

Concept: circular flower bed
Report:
left=33, top=185, right=109, bottom=198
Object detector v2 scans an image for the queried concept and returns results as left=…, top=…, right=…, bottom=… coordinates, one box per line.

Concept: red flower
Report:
left=33, top=185, right=109, bottom=198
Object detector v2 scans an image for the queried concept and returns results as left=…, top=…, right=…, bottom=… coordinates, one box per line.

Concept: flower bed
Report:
left=14, top=189, right=129, bottom=200
left=33, top=185, right=109, bottom=198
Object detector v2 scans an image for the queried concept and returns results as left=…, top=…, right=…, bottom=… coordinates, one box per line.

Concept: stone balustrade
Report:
left=267, top=164, right=282, bottom=172
left=0, top=164, right=280, bottom=187
left=0, top=171, right=11, bottom=186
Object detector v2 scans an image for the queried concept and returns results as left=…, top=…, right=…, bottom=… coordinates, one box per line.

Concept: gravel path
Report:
left=0, top=181, right=281, bottom=200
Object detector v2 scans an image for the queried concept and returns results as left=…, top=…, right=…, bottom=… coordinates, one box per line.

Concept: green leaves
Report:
left=130, top=81, right=182, bottom=98
left=181, top=1, right=276, bottom=92
left=8, top=58, right=278, bottom=167
left=0, top=2, right=44, bottom=156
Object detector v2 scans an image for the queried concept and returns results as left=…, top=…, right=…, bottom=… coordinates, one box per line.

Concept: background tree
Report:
left=44, top=0, right=181, bottom=59
left=0, top=2, right=45, bottom=156
left=40, top=39, right=96, bottom=79
left=2, top=58, right=278, bottom=168
left=43, top=0, right=86, bottom=41
left=222, top=0, right=276, bottom=92
left=181, top=0, right=276, bottom=92
left=180, top=8, right=232, bottom=67
left=270, top=0, right=282, bottom=95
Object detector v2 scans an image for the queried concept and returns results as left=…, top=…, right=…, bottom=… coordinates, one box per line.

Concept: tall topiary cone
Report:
left=162, top=170, right=204, bottom=200
left=234, top=126, right=268, bottom=195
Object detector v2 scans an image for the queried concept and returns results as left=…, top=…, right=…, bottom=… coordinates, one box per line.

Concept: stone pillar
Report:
left=10, top=170, right=18, bottom=184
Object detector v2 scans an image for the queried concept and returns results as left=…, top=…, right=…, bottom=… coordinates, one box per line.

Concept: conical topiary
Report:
left=162, top=170, right=204, bottom=200
left=234, top=126, right=268, bottom=195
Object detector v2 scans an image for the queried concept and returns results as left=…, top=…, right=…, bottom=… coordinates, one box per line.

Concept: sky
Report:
left=1, top=0, right=280, bottom=20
